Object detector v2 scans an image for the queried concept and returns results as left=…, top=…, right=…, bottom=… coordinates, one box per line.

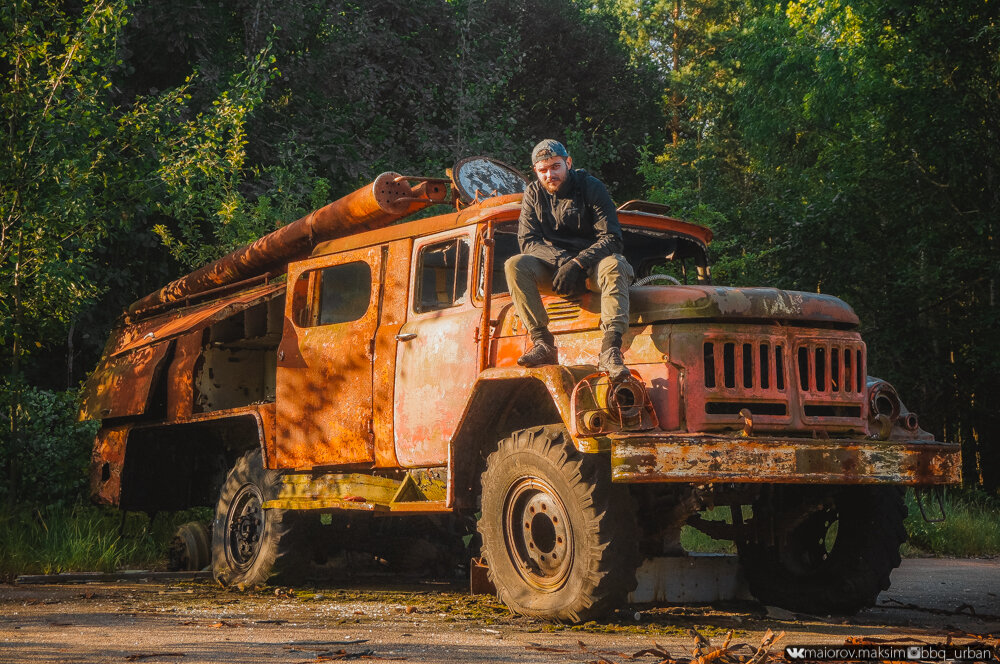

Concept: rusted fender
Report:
left=79, top=283, right=283, bottom=422
left=611, top=432, right=962, bottom=485
left=459, top=365, right=606, bottom=453
left=629, top=286, right=859, bottom=326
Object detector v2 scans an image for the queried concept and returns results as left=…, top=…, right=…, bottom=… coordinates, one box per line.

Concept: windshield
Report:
left=478, top=221, right=711, bottom=297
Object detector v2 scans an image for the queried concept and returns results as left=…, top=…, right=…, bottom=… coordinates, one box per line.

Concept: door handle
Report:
left=395, top=332, right=418, bottom=342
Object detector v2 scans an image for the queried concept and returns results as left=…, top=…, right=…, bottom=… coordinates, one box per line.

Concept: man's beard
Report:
left=541, top=176, right=564, bottom=193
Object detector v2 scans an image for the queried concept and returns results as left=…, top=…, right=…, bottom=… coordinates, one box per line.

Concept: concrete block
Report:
left=628, top=553, right=751, bottom=604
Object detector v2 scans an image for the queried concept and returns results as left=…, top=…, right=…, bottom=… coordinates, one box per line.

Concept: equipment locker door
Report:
left=275, top=246, right=382, bottom=468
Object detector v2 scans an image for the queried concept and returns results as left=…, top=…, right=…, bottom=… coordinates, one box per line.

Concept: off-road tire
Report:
left=212, top=450, right=307, bottom=588
left=738, top=486, right=906, bottom=614
left=478, top=425, right=639, bottom=622
left=169, top=521, right=211, bottom=571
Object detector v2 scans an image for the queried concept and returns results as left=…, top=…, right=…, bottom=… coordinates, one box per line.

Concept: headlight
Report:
left=866, top=378, right=900, bottom=422
left=571, top=372, right=658, bottom=436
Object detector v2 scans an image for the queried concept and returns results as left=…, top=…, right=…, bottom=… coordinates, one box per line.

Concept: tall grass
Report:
left=0, top=504, right=210, bottom=580
left=904, top=488, right=1000, bottom=557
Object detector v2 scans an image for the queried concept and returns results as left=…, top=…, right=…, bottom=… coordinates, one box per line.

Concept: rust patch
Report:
left=274, top=246, right=383, bottom=469
left=79, top=342, right=171, bottom=421
left=89, top=425, right=132, bottom=505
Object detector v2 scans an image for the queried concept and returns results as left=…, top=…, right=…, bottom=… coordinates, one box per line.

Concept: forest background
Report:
left=1, top=0, right=997, bottom=511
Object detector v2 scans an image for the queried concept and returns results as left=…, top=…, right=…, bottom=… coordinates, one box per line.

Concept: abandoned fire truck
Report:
left=81, top=158, right=960, bottom=622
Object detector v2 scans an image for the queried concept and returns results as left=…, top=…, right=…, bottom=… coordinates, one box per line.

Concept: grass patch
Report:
left=680, top=506, right=741, bottom=554
left=903, top=488, right=1000, bottom=558
left=0, top=504, right=210, bottom=581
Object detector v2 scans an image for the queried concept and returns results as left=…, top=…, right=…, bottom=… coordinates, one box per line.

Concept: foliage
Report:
left=634, top=0, right=1000, bottom=491
left=0, top=0, right=283, bottom=503
left=904, top=488, right=1000, bottom=558
left=145, top=46, right=277, bottom=267
left=0, top=384, right=97, bottom=506
left=0, top=504, right=211, bottom=579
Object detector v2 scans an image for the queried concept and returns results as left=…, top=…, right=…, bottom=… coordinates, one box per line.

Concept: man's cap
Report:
left=531, top=139, right=569, bottom=165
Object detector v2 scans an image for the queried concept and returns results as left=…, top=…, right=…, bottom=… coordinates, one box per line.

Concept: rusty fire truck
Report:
left=81, top=158, right=960, bottom=622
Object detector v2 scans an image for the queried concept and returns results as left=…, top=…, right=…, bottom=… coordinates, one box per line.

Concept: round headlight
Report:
left=867, top=380, right=900, bottom=422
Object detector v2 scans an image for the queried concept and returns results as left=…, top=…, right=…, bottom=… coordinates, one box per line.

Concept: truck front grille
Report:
left=698, top=334, right=866, bottom=431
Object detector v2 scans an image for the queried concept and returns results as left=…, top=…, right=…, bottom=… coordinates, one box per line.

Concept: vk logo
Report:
left=785, top=647, right=806, bottom=659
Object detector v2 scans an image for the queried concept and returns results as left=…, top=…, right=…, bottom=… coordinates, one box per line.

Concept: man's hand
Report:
left=552, top=259, right=586, bottom=296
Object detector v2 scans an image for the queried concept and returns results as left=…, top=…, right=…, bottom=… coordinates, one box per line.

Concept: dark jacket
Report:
left=517, top=168, right=623, bottom=271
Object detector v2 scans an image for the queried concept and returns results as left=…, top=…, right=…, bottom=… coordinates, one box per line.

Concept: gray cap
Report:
left=531, top=139, right=569, bottom=165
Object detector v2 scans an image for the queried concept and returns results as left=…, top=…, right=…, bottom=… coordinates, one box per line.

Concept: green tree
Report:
left=639, top=0, right=999, bottom=490
left=0, top=0, right=274, bottom=505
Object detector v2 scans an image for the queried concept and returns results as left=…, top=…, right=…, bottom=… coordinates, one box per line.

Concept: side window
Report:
left=415, top=238, right=470, bottom=312
left=292, top=261, right=372, bottom=327
left=477, top=225, right=519, bottom=297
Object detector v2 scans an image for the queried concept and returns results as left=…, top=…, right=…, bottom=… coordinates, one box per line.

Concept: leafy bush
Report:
left=0, top=385, right=98, bottom=507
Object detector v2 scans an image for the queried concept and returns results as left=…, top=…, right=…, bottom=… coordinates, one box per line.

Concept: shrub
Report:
left=0, top=385, right=98, bottom=507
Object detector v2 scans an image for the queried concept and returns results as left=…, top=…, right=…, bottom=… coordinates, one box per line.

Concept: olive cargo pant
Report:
left=504, top=253, right=634, bottom=338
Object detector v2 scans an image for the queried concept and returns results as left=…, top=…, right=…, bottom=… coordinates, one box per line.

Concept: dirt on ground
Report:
left=1, top=559, right=998, bottom=664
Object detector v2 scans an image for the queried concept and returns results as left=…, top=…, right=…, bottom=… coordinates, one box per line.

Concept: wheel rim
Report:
left=502, top=476, right=573, bottom=591
left=225, top=482, right=265, bottom=572
left=780, top=507, right=837, bottom=576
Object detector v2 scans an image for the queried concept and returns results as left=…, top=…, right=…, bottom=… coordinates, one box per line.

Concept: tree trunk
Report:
left=7, top=231, right=24, bottom=509
left=671, top=0, right=681, bottom=146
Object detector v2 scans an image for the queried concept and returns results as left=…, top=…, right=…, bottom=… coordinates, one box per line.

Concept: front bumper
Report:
left=610, top=433, right=961, bottom=485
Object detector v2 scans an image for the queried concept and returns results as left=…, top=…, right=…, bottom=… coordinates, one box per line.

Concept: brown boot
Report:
left=517, top=341, right=558, bottom=367
left=598, top=346, right=630, bottom=382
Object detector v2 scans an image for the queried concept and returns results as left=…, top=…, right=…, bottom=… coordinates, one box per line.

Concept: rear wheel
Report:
left=478, top=425, right=638, bottom=622
left=169, top=521, right=211, bottom=571
left=212, top=450, right=307, bottom=587
left=738, top=486, right=906, bottom=614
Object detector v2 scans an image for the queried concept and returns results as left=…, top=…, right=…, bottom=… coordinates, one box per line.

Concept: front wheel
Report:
left=737, top=486, right=906, bottom=614
left=212, top=450, right=307, bottom=588
left=477, top=425, right=638, bottom=622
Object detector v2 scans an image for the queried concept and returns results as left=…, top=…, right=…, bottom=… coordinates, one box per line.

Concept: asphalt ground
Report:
left=1, top=558, right=998, bottom=664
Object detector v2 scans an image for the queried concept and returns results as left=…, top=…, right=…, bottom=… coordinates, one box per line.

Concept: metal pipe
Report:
left=478, top=221, right=495, bottom=372
left=129, top=173, right=444, bottom=316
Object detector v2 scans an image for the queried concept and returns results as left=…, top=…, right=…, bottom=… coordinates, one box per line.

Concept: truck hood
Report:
left=629, top=285, right=859, bottom=326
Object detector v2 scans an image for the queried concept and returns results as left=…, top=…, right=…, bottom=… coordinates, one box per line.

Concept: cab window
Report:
left=292, top=261, right=372, bottom=327
left=415, top=238, right=470, bottom=312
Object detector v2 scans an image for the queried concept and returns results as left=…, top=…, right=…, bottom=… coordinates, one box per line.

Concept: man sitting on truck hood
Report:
left=504, top=139, right=634, bottom=381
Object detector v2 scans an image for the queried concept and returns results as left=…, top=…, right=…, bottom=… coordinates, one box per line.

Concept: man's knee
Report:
left=596, top=254, right=634, bottom=289
left=504, top=253, right=532, bottom=280
left=505, top=254, right=553, bottom=284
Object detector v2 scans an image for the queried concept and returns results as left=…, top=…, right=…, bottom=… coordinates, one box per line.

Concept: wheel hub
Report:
left=503, top=477, right=573, bottom=591
left=226, top=483, right=265, bottom=571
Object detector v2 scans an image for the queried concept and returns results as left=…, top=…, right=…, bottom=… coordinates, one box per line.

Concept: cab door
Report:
left=275, top=246, right=382, bottom=469
left=393, top=231, right=481, bottom=467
